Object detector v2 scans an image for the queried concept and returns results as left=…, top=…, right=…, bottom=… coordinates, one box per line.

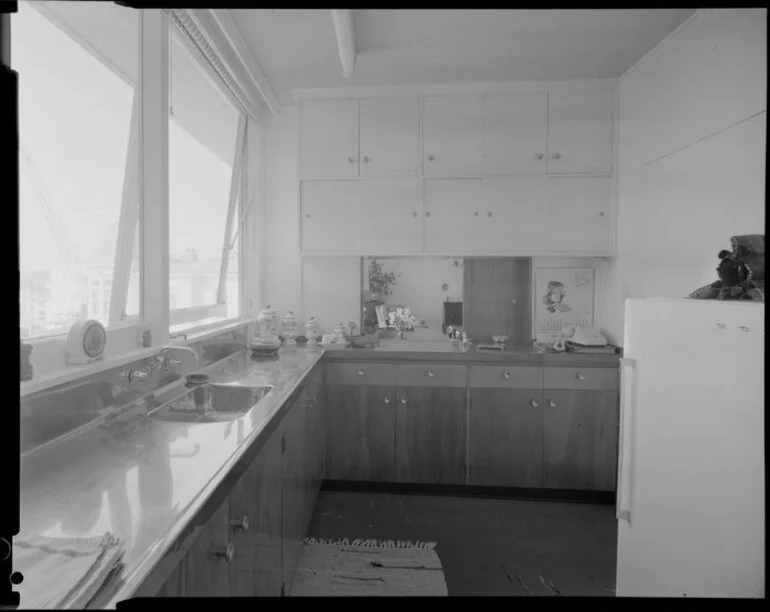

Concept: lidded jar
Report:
left=256, top=305, right=279, bottom=337
left=305, top=317, right=318, bottom=344
left=282, top=311, right=297, bottom=346
left=334, top=322, right=346, bottom=342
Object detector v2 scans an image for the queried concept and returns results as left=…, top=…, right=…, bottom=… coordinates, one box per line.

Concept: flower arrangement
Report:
left=368, top=259, right=401, bottom=296
left=387, top=307, right=419, bottom=335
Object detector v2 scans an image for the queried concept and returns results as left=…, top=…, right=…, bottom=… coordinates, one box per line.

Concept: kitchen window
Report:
left=15, top=2, right=141, bottom=343
left=167, top=18, right=247, bottom=333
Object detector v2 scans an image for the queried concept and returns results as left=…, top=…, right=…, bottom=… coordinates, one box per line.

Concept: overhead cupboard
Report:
left=298, top=88, right=615, bottom=256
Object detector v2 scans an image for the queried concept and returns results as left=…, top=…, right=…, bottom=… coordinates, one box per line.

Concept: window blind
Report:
left=167, top=9, right=261, bottom=124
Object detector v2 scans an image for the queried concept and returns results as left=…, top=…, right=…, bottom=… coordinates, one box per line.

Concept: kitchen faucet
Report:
left=121, top=345, right=200, bottom=384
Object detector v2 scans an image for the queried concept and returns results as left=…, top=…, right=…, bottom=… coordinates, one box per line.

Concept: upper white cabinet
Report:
left=300, top=99, right=359, bottom=179
left=480, top=176, right=549, bottom=253
left=484, top=93, right=548, bottom=174
left=423, top=96, right=485, bottom=177
left=424, top=178, right=483, bottom=254
left=359, top=98, right=421, bottom=177
left=300, top=180, right=360, bottom=253
left=359, top=178, right=423, bottom=254
left=547, top=91, right=614, bottom=174
left=545, top=175, right=612, bottom=254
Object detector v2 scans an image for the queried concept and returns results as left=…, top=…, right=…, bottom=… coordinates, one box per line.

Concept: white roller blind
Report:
left=167, top=9, right=261, bottom=124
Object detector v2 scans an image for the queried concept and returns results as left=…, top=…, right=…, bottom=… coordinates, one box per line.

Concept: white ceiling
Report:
left=232, top=9, right=696, bottom=106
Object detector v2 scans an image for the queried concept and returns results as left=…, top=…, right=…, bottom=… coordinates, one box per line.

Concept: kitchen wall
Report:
left=601, top=8, right=767, bottom=345
left=261, top=109, right=607, bottom=336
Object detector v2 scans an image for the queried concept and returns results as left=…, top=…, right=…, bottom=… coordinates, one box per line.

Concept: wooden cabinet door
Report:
left=327, top=384, right=396, bottom=482
left=547, top=91, right=613, bottom=174
left=394, top=385, right=467, bottom=485
left=469, top=388, right=543, bottom=488
left=300, top=98, right=359, bottom=179
left=359, top=97, right=421, bottom=176
left=545, top=176, right=611, bottom=255
left=484, top=92, right=548, bottom=174
left=300, top=180, right=360, bottom=254
left=424, top=178, right=482, bottom=254
left=229, top=433, right=283, bottom=597
left=480, top=175, right=548, bottom=254
left=542, top=389, right=619, bottom=491
left=463, top=258, right=532, bottom=346
left=423, top=95, right=484, bottom=176
left=281, top=396, right=307, bottom=595
left=181, top=499, right=231, bottom=597
left=359, top=178, right=423, bottom=254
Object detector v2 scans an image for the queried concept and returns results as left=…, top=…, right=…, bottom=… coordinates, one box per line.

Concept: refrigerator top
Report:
left=626, top=297, right=765, bottom=309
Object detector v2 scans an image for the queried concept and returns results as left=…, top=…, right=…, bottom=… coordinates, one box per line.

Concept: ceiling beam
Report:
left=331, top=9, right=356, bottom=79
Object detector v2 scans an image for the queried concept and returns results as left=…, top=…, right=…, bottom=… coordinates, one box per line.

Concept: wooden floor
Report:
left=306, top=490, right=617, bottom=596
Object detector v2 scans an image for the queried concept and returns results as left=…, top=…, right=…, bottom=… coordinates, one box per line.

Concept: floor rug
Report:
left=290, top=538, right=448, bottom=597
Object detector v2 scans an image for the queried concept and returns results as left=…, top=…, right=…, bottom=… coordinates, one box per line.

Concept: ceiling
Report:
left=232, top=9, right=696, bottom=106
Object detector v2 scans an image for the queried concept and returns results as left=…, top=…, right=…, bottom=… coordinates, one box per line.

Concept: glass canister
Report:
left=256, top=305, right=279, bottom=337
left=333, top=322, right=346, bottom=343
left=305, top=317, right=318, bottom=345
left=282, top=311, right=297, bottom=346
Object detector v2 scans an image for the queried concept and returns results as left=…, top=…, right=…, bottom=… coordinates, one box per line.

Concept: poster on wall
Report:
left=534, top=267, right=595, bottom=343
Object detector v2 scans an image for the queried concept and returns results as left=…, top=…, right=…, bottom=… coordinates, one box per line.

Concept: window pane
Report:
left=169, top=25, right=240, bottom=326
left=15, top=1, right=139, bottom=338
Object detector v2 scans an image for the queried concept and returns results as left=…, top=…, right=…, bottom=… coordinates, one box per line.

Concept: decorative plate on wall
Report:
left=66, top=319, right=107, bottom=365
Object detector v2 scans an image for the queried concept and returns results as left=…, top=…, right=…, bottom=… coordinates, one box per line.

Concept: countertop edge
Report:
left=104, top=350, right=324, bottom=608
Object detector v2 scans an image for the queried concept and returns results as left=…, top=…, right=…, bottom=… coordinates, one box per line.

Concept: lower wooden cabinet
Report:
left=228, top=433, right=282, bottom=596
left=469, top=388, right=543, bottom=488
left=327, top=383, right=396, bottom=482
left=395, top=385, right=467, bottom=485
left=542, top=389, right=619, bottom=491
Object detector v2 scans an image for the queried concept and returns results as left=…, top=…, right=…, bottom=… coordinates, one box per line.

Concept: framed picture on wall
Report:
left=534, top=267, right=595, bottom=343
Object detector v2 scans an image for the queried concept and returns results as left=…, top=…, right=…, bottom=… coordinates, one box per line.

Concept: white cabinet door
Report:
left=424, top=179, right=482, bottom=254
left=300, top=180, right=360, bottom=254
left=545, top=176, right=611, bottom=254
left=300, top=99, right=359, bottom=179
left=359, top=98, right=421, bottom=177
left=480, top=176, right=548, bottom=254
left=359, top=178, right=423, bottom=254
left=484, top=93, right=548, bottom=174
left=547, top=91, right=614, bottom=174
left=423, top=96, right=484, bottom=177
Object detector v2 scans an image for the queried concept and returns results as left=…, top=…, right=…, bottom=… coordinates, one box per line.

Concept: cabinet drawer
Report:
left=471, top=366, right=541, bottom=389
left=396, top=364, right=467, bottom=388
left=327, top=362, right=396, bottom=386
left=543, top=367, right=618, bottom=391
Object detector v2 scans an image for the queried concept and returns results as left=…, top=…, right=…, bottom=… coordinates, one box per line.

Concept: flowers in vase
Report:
left=387, top=307, right=419, bottom=333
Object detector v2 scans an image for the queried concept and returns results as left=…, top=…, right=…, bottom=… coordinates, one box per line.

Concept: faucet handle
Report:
left=121, top=369, right=148, bottom=384
left=162, top=355, right=184, bottom=370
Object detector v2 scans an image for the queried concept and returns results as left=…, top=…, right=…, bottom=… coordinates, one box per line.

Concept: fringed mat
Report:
left=290, top=538, right=448, bottom=597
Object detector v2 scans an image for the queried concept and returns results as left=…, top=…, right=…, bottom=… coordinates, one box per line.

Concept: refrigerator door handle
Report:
left=617, top=357, right=636, bottom=523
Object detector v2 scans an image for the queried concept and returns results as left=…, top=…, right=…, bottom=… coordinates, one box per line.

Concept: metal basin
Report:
left=148, top=383, right=274, bottom=424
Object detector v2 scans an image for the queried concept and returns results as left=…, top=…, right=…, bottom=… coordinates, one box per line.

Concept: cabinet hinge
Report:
left=281, top=434, right=286, bottom=454
left=281, top=582, right=285, bottom=597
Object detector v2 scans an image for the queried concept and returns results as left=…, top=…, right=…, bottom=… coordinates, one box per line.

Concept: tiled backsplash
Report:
left=20, top=325, right=250, bottom=455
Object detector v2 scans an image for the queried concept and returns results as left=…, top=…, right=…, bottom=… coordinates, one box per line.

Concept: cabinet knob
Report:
left=428, top=154, right=435, bottom=161
left=305, top=213, right=310, bottom=218
left=503, top=371, right=511, bottom=379
left=425, top=212, right=431, bottom=218
left=551, top=152, right=561, bottom=160
left=535, top=153, right=544, bottom=160
left=348, top=156, right=355, bottom=163
left=383, top=397, right=391, bottom=404
left=426, top=370, right=436, bottom=378
left=364, top=156, right=371, bottom=163
left=400, top=398, right=408, bottom=404
left=530, top=399, right=540, bottom=408
left=230, top=516, right=250, bottom=532
left=548, top=400, right=557, bottom=408
left=213, top=542, right=235, bottom=562
left=599, top=212, right=605, bottom=216
left=487, top=212, right=492, bottom=218
left=576, top=372, right=586, bottom=381
left=412, top=212, right=418, bottom=218
left=357, top=369, right=365, bottom=376
left=474, top=212, right=479, bottom=217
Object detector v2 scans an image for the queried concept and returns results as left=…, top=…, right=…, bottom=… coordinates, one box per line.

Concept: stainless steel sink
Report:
left=148, top=383, right=274, bottom=424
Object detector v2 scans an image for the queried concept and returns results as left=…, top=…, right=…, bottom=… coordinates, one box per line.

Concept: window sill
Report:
left=20, top=317, right=254, bottom=399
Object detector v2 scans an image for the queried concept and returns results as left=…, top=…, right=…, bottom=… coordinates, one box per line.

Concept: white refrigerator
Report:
left=616, top=298, right=765, bottom=598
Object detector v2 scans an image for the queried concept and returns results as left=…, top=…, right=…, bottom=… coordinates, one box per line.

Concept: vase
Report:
left=398, top=330, right=405, bottom=340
